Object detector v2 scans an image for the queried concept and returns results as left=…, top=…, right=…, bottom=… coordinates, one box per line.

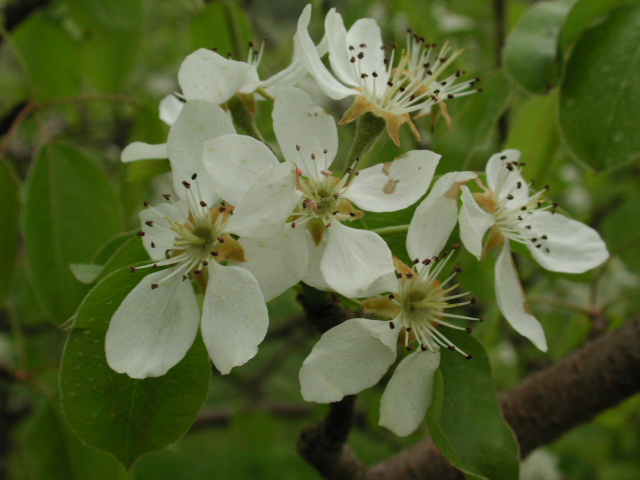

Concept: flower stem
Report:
left=344, top=112, right=386, bottom=170
left=227, top=95, right=270, bottom=148
left=371, top=225, right=409, bottom=236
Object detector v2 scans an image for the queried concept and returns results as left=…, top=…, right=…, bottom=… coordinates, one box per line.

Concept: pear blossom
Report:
left=178, top=34, right=327, bottom=107
left=299, top=175, right=481, bottom=436
left=105, top=157, right=300, bottom=379
left=294, top=4, right=479, bottom=145
left=458, top=150, right=610, bottom=351
left=202, top=87, right=441, bottom=298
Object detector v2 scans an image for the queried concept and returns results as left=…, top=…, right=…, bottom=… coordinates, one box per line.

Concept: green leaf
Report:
left=22, top=143, right=122, bottom=323
left=427, top=332, right=520, bottom=480
left=68, top=0, right=144, bottom=92
left=11, top=12, right=82, bottom=100
left=559, top=5, right=640, bottom=170
left=504, top=92, right=559, bottom=183
left=503, top=1, right=575, bottom=94
left=560, top=0, right=639, bottom=49
left=432, top=71, right=511, bottom=172
left=0, top=159, right=20, bottom=306
left=60, top=266, right=211, bottom=468
left=16, top=398, right=129, bottom=480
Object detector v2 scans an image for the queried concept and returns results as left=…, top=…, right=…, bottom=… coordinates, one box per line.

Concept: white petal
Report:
left=302, top=232, right=333, bottom=292
left=458, top=186, right=495, bottom=260
left=379, top=349, right=440, bottom=437
left=407, top=171, right=477, bottom=261
left=486, top=150, right=529, bottom=204
left=325, top=8, right=359, bottom=86
left=201, top=263, right=268, bottom=374
left=273, top=87, right=338, bottom=178
left=159, top=94, right=184, bottom=126
left=202, top=134, right=279, bottom=205
left=299, top=318, right=399, bottom=402
left=226, top=162, right=300, bottom=240
left=105, top=268, right=201, bottom=379
left=525, top=211, right=609, bottom=274
left=121, top=142, right=167, bottom=163
left=294, top=5, right=355, bottom=100
left=352, top=272, right=399, bottom=298
left=167, top=99, right=235, bottom=203
left=345, top=18, right=386, bottom=78
left=233, top=224, right=309, bottom=302
left=321, top=222, right=394, bottom=298
left=495, top=241, right=548, bottom=351
left=139, top=201, right=187, bottom=261
left=346, top=150, right=440, bottom=212
left=178, top=48, right=260, bottom=104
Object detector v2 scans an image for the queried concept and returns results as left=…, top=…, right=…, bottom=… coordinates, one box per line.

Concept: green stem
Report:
left=358, top=130, right=390, bottom=170
left=344, top=112, right=386, bottom=170
left=371, top=224, right=410, bottom=236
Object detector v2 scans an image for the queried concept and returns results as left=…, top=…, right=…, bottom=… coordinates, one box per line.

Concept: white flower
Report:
left=202, top=87, right=441, bottom=298
left=299, top=176, right=480, bottom=436
left=458, top=150, right=610, bottom=351
left=294, top=5, right=479, bottom=145
left=178, top=35, right=327, bottom=106
left=105, top=159, right=300, bottom=379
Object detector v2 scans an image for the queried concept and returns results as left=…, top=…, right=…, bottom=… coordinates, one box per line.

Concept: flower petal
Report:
left=232, top=224, right=309, bottom=302
left=379, top=349, right=440, bottom=436
left=178, top=48, right=260, bottom=104
left=302, top=232, right=333, bottom=291
left=273, top=87, right=338, bottom=178
left=495, top=241, right=548, bottom=351
left=525, top=211, right=609, bottom=274
left=105, top=268, right=200, bottom=379
left=346, top=150, right=440, bottom=212
left=407, top=171, right=477, bottom=261
left=321, top=222, right=394, bottom=298
left=226, top=162, right=300, bottom=240
left=458, top=185, right=495, bottom=260
left=139, top=201, right=187, bottom=261
left=159, top=94, right=184, bottom=126
left=121, top=142, right=167, bottom=163
left=345, top=18, right=385, bottom=77
left=294, top=5, right=355, bottom=100
left=486, top=150, right=530, bottom=205
left=202, top=134, right=279, bottom=205
left=325, top=8, right=359, bottom=86
left=201, top=263, right=268, bottom=374
left=167, top=99, right=235, bottom=203
left=299, top=318, right=399, bottom=402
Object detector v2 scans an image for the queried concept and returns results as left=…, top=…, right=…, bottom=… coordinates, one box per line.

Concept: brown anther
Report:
left=194, top=270, right=202, bottom=275
left=422, top=258, right=431, bottom=265
left=163, top=194, right=171, bottom=200
left=388, top=293, right=395, bottom=299
left=151, top=242, right=156, bottom=248
left=413, top=258, right=420, bottom=264
left=191, top=173, right=198, bottom=180
left=389, top=321, right=395, bottom=329
left=466, top=326, right=473, bottom=334
left=143, top=201, right=150, bottom=207
left=465, top=354, right=473, bottom=360
left=137, top=231, right=145, bottom=237
left=349, top=212, right=356, bottom=217
left=396, top=272, right=403, bottom=278
left=291, top=222, right=296, bottom=228
left=448, top=345, right=456, bottom=351
left=145, top=220, right=154, bottom=227
left=182, top=181, right=191, bottom=188
left=217, top=237, right=225, bottom=243
left=421, top=344, right=427, bottom=351
left=210, top=251, right=219, bottom=256
left=200, top=201, right=208, bottom=207
left=129, top=266, right=137, bottom=273
left=296, top=145, right=301, bottom=151
left=470, top=297, right=477, bottom=305
left=151, top=284, right=159, bottom=290
left=202, top=261, right=209, bottom=266
left=153, top=264, right=158, bottom=270
left=455, top=266, right=463, bottom=273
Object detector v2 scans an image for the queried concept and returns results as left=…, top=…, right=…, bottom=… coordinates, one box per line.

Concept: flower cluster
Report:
left=106, top=4, right=609, bottom=437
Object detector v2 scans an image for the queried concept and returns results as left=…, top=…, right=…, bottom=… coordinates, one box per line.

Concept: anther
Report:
left=210, top=251, right=219, bottom=256
left=421, top=344, right=427, bottom=351
left=389, top=321, right=395, bottom=329
left=129, top=266, right=137, bottom=273
left=137, top=231, right=145, bottom=237
left=455, top=266, right=463, bottom=273
left=413, top=258, right=420, bottom=264
left=202, top=261, right=209, bottom=266
left=143, top=201, right=150, bottom=207
left=447, top=345, right=456, bottom=351
left=191, top=173, right=198, bottom=180
left=145, top=220, right=154, bottom=227
left=396, top=272, right=403, bottom=278
left=152, top=264, right=158, bottom=270
left=323, top=148, right=328, bottom=154
left=466, top=326, right=473, bottom=334
left=422, top=258, right=431, bottom=265
left=470, top=297, right=477, bottom=304
left=151, top=242, right=156, bottom=248
left=320, top=169, right=332, bottom=176
left=296, top=145, right=301, bottom=151
left=182, top=181, right=191, bottom=188
left=151, top=284, right=159, bottom=290
left=349, top=212, right=356, bottom=217
left=465, top=354, right=473, bottom=360
left=163, top=194, right=171, bottom=200
left=194, top=270, right=202, bottom=275
left=291, top=222, right=296, bottom=228
left=453, top=243, right=460, bottom=249
left=506, top=194, right=514, bottom=200
left=200, top=201, right=208, bottom=207
left=388, top=293, right=395, bottom=299
left=325, top=223, right=332, bottom=228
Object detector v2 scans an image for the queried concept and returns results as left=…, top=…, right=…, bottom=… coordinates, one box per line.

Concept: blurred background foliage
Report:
left=0, top=0, right=638, bottom=478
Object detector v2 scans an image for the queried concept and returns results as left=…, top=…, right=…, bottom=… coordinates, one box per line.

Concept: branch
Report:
left=300, top=316, right=640, bottom=480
